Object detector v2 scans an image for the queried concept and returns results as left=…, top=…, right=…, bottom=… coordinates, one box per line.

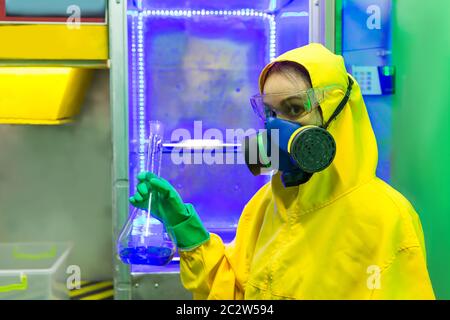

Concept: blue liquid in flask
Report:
left=119, top=246, right=174, bottom=266
left=117, top=121, right=176, bottom=266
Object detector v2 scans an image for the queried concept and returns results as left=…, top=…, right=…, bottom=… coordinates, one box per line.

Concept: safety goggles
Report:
left=250, top=85, right=343, bottom=122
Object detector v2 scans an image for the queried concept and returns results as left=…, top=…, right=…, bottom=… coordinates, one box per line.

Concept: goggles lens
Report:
left=250, top=86, right=341, bottom=122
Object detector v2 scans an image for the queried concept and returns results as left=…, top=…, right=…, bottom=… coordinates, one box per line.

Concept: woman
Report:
left=129, top=43, right=434, bottom=299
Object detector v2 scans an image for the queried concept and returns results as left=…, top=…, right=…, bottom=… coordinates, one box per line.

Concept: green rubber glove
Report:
left=129, top=172, right=210, bottom=251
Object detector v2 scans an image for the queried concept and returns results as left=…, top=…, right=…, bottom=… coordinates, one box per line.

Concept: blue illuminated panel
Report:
left=127, top=0, right=309, bottom=272
left=341, top=0, right=393, bottom=182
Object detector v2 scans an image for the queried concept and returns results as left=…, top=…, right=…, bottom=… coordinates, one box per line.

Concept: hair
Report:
left=263, top=61, right=323, bottom=124
left=262, top=61, right=313, bottom=90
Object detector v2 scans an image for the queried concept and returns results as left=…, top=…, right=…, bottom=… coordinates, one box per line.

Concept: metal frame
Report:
left=108, top=0, right=131, bottom=300
left=309, top=0, right=336, bottom=52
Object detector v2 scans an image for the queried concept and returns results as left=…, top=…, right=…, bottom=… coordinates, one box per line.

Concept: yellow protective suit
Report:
left=179, top=43, right=435, bottom=300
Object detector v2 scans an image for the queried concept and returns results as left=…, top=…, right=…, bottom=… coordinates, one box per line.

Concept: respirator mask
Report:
left=244, top=76, right=354, bottom=187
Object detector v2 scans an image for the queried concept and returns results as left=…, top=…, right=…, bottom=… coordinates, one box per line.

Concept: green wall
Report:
left=392, top=0, right=450, bottom=299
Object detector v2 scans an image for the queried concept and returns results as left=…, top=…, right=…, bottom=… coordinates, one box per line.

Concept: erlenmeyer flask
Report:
left=117, top=121, right=176, bottom=266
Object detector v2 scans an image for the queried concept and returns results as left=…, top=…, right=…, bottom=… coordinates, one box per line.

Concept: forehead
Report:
left=262, top=71, right=311, bottom=95
left=262, top=72, right=311, bottom=107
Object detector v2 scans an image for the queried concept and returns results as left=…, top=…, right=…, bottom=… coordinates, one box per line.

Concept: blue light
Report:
left=130, top=14, right=139, bottom=161
left=136, top=8, right=273, bottom=19
left=137, top=13, right=146, bottom=172
left=130, top=8, right=277, bottom=165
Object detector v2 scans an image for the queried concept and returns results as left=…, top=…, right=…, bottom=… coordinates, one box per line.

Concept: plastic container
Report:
left=0, top=243, right=72, bottom=300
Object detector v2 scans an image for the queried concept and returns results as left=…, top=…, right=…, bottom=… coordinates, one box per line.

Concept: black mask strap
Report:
left=322, top=76, right=354, bottom=130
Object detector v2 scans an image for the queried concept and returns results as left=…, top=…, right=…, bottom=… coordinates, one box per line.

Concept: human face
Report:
left=262, top=72, right=323, bottom=126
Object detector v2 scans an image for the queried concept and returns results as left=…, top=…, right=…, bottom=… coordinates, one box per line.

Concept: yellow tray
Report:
left=0, top=67, right=93, bottom=125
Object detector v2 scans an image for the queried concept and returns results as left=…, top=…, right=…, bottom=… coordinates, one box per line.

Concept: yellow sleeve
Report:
left=178, top=183, right=271, bottom=300
left=179, top=234, right=245, bottom=299
left=371, top=246, right=435, bottom=300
